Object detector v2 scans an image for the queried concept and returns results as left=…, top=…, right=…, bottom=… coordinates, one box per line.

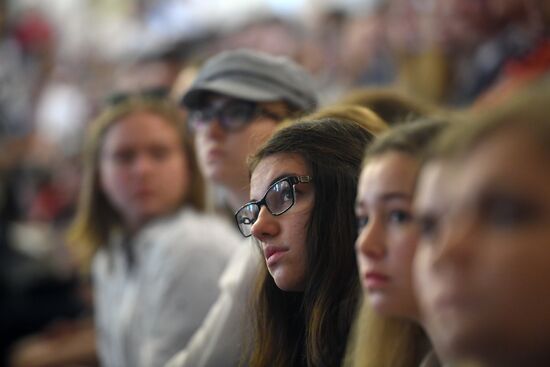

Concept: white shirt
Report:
left=165, top=242, right=262, bottom=367
left=93, top=208, right=241, bottom=367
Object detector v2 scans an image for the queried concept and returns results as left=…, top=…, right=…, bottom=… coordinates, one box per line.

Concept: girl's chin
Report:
left=271, top=273, right=305, bottom=293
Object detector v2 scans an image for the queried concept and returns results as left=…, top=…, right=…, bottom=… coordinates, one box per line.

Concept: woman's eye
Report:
left=357, top=216, right=369, bottom=232
left=240, top=217, right=253, bottom=225
left=388, top=209, right=412, bottom=224
left=480, top=194, right=538, bottom=228
left=283, top=189, right=293, bottom=201
left=150, top=146, right=171, bottom=160
left=112, top=150, right=135, bottom=164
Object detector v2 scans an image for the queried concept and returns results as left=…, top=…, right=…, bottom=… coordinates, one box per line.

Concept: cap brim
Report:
left=181, top=79, right=282, bottom=108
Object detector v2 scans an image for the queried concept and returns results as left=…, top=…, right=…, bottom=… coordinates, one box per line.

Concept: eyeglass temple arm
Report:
left=294, top=176, right=312, bottom=184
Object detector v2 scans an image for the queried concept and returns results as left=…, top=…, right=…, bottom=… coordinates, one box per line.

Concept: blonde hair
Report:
left=67, top=97, right=205, bottom=268
left=340, top=87, right=442, bottom=126
left=304, top=104, right=389, bottom=135
left=344, top=298, right=427, bottom=367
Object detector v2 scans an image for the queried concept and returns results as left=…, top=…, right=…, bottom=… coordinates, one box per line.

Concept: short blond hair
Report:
left=304, top=103, right=389, bottom=135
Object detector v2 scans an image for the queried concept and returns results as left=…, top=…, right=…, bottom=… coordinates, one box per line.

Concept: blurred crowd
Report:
left=0, top=0, right=549, bottom=366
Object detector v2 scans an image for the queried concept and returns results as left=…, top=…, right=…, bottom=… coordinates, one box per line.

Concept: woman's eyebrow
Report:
left=379, top=192, right=412, bottom=202
left=268, top=172, right=300, bottom=187
left=355, top=192, right=411, bottom=210
left=250, top=171, right=307, bottom=201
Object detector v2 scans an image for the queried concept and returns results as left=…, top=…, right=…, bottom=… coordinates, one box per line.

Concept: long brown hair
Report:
left=246, top=118, right=375, bottom=367
left=67, top=97, right=204, bottom=268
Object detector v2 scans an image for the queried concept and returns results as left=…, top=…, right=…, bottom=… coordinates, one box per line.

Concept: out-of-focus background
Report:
left=1, top=0, right=548, bottom=365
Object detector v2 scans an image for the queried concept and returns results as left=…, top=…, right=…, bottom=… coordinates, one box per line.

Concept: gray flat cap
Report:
left=181, top=49, right=318, bottom=112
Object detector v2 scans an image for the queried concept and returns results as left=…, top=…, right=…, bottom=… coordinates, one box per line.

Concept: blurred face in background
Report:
left=414, top=127, right=550, bottom=366
left=355, top=152, right=420, bottom=319
left=339, top=14, right=386, bottom=80
left=433, top=0, right=531, bottom=50
left=100, top=111, right=189, bottom=231
left=189, top=94, right=285, bottom=209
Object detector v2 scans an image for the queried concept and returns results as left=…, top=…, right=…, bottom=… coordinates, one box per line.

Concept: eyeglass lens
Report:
left=188, top=100, right=256, bottom=132
left=265, top=179, right=294, bottom=214
left=236, top=178, right=295, bottom=237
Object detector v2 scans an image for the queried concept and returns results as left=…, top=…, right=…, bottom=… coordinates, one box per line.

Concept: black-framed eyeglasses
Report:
left=234, top=175, right=313, bottom=237
left=187, top=99, right=283, bottom=133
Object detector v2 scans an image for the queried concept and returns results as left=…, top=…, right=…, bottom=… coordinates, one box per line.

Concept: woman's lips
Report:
left=132, top=188, right=154, bottom=198
left=205, top=147, right=225, bottom=162
left=263, top=245, right=289, bottom=267
left=363, top=271, right=390, bottom=290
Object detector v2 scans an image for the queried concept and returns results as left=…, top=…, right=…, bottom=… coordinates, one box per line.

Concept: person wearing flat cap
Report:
left=181, top=48, right=317, bottom=213
left=165, top=49, right=318, bottom=367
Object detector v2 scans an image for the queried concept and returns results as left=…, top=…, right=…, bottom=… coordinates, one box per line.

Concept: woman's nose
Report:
left=201, top=116, right=227, bottom=140
left=356, top=219, right=386, bottom=260
left=433, top=213, right=477, bottom=271
left=250, top=206, right=280, bottom=241
left=132, top=154, right=155, bottom=176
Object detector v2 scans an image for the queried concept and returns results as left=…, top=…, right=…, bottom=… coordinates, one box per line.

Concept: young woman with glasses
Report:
left=235, top=117, right=375, bottom=367
left=67, top=97, right=241, bottom=367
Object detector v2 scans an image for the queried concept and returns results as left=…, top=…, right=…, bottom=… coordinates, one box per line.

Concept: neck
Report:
left=124, top=217, right=144, bottom=236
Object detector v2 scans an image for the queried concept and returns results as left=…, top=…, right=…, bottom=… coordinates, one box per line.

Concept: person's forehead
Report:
left=104, top=112, right=178, bottom=143
left=415, top=161, right=454, bottom=209
left=358, top=153, right=418, bottom=202
left=454, top=130, right=549, bottom=196
left=250, top=154, right=308, bottom=198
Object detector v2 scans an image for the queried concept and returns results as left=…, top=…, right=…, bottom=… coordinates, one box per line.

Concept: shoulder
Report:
left=219, top=241, right=263, bottom=288
left=167, top=208, right=241, bottom=246
left=91, top=236, right=122, bottom=279
left=142, top=208, right=242, bottom=263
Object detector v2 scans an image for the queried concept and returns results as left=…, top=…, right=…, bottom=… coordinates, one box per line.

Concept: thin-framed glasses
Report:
left=187, top=99, right=283, bottom=133
left=235, top=175, right=313, bottom=237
